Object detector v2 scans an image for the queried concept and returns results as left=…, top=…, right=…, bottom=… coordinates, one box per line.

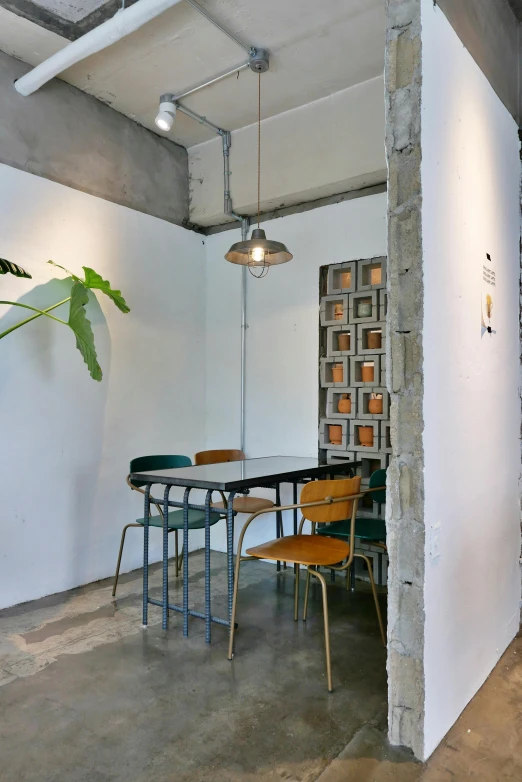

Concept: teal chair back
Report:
left=370, top=469, right=386, bottom=505
left=129, top=455, right=191, bottom=488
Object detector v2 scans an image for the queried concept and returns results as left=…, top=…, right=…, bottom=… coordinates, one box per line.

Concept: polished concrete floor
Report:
left=0, top=551, right=520, bottom=781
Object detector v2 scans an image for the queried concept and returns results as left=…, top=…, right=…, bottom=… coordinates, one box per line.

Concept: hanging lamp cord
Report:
left=257, top=71, right=261, bottom=229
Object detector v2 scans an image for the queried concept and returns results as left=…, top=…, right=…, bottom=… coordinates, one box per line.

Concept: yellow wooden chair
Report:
left=227, top=477, right=385, bottom=692
left=194, top=450, right=275, bottom=514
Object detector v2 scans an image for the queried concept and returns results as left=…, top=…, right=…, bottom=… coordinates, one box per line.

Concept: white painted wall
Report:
left=421, top=0, right=521, bottom=758
left=204, top=193, right=387, bottom=551
left=189, top=77, right=386, bottom=226
left=0, top=164, right=206, bottom=609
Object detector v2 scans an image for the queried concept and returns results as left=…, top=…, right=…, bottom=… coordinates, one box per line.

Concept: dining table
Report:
left=130, top=455, right=361, bottom=643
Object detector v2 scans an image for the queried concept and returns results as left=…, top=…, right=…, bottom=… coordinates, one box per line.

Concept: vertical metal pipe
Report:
left=142, top=484, right=151, bottom=626
left=240, top=220, right=248, bottom=453
left=162, top=484, right=171, bottom=630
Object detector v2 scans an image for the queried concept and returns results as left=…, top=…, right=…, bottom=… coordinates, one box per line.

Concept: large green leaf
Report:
left=0, top=259, right=32, bottom=278
left=48, top=260, right=129, bottom=313
left=68, top=282, right=102, bottom=381
left=82, top=267, right=130, bottom=313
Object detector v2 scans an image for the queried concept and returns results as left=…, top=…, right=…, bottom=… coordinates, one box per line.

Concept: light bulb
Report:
left=155, top=96, right=176, bottom=132
left=249, top=246, right=265, bottom=263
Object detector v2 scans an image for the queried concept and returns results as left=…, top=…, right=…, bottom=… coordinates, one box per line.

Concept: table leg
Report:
left=276, top=483, right=282, bottom=572
left=293, top=482, right=298, bottom=577
left=162, top=484, right=171, bottom=631
left=204, top=489, right=212, bottom=644
left=226, top=490, right=237, bottom=625
left=142, top=484, right=151, bottom=627
left=183, top=487, right=191, bottom=637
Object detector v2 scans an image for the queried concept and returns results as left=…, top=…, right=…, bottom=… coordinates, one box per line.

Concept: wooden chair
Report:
left=227, top=477, right=385, bottom=692
left=113, top=454, right=222, bottom=596
left=317, top=468, right=387, bottom=589
left=194, top=449, right=275, bottom=514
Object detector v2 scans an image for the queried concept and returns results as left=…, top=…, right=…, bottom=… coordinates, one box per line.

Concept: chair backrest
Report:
left=369, top=469, right=386, bottom=505
left=129, top=455, right=192, bottom=488
left=194, top=449, right=245, bottom=466
left=300, top=477, right=361, bottom=523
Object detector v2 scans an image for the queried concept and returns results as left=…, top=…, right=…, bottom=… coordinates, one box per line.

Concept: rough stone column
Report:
left=385, top=0, right=426, bottom=759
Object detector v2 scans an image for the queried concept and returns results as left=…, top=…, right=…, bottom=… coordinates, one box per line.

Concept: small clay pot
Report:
left=367, top=330, right=382, bottom=349
left=361, top=364, right=374, bottom=383
left=357, top=301, right=372, bottom=318
left=332, top=364, right=344, bottom=383
left=337, top=394, right=351, bottom=414
left=338, top=333, right=350, bottom=351
left=370, top=267, right=382, bottom=285
left=329, top=424, right=343, bottom=445
left=340, top=271, right=351, bottom=289
left=334, top=303, right=344, bottom=321
left=368, top=397, right=383, bottom=414
left=358, top=426, right=374, bottom=447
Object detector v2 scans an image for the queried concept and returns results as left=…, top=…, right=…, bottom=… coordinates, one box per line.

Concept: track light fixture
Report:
left=155, top=94, right=177, bottom=132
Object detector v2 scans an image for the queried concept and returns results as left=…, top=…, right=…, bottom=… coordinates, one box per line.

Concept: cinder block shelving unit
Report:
left=319, top=256, right=389, bottom=585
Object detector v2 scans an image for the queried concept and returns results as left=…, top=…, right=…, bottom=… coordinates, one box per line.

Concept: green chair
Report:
left=317, top=469, right=387, bottom=587
left=112, top=454, right=222, bottom=596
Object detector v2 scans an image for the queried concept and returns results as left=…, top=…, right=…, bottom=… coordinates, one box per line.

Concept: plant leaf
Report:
left=0, top=258, right=32, bottom=278
left=47, top=260, right=80, bottom=281
left=68, top=282, right=102, bottom=381
left=82, top=267, right=130, bottom=313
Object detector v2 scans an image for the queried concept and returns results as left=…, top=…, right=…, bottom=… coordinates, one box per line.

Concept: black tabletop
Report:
left=130, top=456, right=360, bottom=491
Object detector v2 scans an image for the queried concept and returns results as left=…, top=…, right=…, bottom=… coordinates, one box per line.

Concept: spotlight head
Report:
left=155, top=94, right=176, bottom=132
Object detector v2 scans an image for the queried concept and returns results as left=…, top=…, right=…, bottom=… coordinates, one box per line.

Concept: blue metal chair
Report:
left=112, top=454, right=222, bottom=596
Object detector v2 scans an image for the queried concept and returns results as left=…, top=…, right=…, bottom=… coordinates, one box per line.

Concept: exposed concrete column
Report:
left=385, top=0, right=426, bottom=759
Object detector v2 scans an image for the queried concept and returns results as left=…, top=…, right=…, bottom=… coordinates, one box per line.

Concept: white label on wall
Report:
left=481, top=253, right=496, bottom=334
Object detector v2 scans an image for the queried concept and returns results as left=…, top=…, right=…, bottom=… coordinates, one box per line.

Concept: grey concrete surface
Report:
left=436, top=0, right=521, bottom=124
left=0, top=51, right=189, bottom=226
left=385, top=0, right=425, bottom=758
left=0, top=552, right=520, bottom=781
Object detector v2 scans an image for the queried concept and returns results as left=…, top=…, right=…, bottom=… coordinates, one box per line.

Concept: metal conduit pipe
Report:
left=15, top=0, right=185, bottom=96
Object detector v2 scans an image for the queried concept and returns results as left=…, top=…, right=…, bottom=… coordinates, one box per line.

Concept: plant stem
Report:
left=0, top=297, right=71, bottom=339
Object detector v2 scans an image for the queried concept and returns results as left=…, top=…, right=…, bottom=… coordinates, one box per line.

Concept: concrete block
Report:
left=380, top=355, right=387, bottom=388
left=357, top=321, right=386, bottom=355
left=320, top=294, right=349, bottom=326
left=350, top=355, right=381, bottom=387
left=357, top=387, right=390, bottom=419
left=354, top=547, right=388, bottom=587
left=327, top=262, right=356, bottom=295
left=379, top=289, right=388, bottom=321
left=357, top=256, right=387, bottom=291
left=326, top=450, right=357, bottom=465
left=326, top=387, right=357, bottom=419
left=320, top=357, right=349, bottom=388
left=319, top=418, right=348, bottom=451
left=380, top=422, right=392, bottom=453
left=356, top=451, right=389, bottom=478
left=327, top=324, right=356, bottom=357
left=348, top=290, right=378, bottom=324
left=348, top=419, right=380, bottom=452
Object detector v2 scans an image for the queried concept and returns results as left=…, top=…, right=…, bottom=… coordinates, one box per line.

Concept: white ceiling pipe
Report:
left=15, top=0, right=185, bottom=97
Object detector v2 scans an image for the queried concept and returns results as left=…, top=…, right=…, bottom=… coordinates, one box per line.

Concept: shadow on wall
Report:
left=0, top=277, right=113, bottom=591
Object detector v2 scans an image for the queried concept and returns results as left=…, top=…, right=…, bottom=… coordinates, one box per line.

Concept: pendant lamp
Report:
left=225, top=74, right=292, bottom=278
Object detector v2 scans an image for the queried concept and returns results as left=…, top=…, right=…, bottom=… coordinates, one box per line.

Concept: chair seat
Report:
left=246, top=534, right=350, bottom=567
left=136, top=508, right=222, bottom=530
left=317, top=516, right=386, bottom=544
left=212, top=496, right=275, bottom=514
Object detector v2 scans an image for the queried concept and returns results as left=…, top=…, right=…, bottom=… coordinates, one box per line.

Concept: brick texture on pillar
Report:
left=385, top=0, right=426, bottom=760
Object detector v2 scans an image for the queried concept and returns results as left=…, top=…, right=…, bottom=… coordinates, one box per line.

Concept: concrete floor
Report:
left=0, top=551, right=520, bottom=781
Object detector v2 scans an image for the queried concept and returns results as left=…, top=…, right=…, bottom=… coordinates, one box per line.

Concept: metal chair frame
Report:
left=227, top=485, right=386, bottom=692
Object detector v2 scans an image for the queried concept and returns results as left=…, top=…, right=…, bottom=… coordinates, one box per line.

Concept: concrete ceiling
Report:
left=0, top=0, right=385, bottom=147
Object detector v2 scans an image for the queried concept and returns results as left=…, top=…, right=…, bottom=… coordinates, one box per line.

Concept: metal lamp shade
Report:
left=225, top=228, right=293, bottom=266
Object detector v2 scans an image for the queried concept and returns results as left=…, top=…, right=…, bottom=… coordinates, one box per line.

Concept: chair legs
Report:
left=354, top=553, right=386, bottom=646
left=294, top=566, right=300, bottom=621
left=113, top=525, right=186, bottom=597
left=112, top=523, right=141, bottom=596
left=303, top=567, right=312, bottom=621
left=307, top=567, right=333, bottom=692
